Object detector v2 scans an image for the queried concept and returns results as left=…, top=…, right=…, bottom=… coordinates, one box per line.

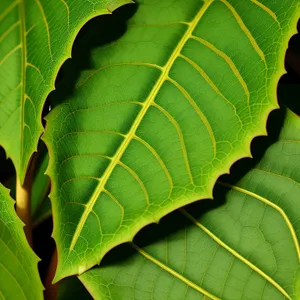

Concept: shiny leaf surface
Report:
left=80, top=109, right=300, bottom=300
left=43, top=0, right=300, bottom=280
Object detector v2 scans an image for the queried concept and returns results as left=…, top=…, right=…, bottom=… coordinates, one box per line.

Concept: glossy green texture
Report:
left=43, top=0, right=300, bottom=280
left=80, top=109, right=300, bottom=300
left=0, top=0, right=131, bottom=183
left=0, top=184, right=43, bottom=299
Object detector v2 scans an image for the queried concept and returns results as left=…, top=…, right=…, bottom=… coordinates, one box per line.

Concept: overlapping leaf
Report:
left=0, top=0, right=131, bottom=183
left=0, top=184, right=43, bottom=299
left=31, top=151, right=51, bottom=226
left=43, top=0, right=300, bottom=280
left=80, top=109, right=300, bottom=300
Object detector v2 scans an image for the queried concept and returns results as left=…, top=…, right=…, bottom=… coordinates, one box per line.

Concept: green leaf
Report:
left=31, top=151, right=51, bottom=227
left=0, top=184, right=43, bottom=299
left=43, top=0, right=300, bottom=280
left=79, top=109, right=300, bottom=300
left=0, top=0, right=132, bottom=183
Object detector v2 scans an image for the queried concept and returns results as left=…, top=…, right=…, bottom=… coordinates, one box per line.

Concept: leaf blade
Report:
left=0, top=184, right=43, bottom=299
left=0, top=0, right=132, bottom=183
left=79, top=110, right=300, bottom=300
left=43, top=0, right=300, bottom=280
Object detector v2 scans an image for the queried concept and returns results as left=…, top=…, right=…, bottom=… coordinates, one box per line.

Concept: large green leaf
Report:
left=0, top=0, right=131, bottom=183
left=0, top=184, right=43, bottom=299
left=43, top=0, right=300, bottom=280
left=79, top=109, right=300, bottom=299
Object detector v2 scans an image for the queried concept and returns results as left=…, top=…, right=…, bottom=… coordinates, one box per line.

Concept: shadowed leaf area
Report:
left=0, top=0, right=131, bottom=183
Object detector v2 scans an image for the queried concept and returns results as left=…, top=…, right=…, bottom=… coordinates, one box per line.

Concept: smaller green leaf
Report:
left=79, top=109, right=300, bottom=300
left=0, top=0, right=132, bottom=183
left=0, top=184, right=43, bottom=299
left=31, top=150, right=51, bottom=226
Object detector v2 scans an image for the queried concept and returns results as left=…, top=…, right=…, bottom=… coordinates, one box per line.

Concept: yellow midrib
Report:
left=69, top=0, right=214, bottom=252
left=19, top=0, right=26, bottom=175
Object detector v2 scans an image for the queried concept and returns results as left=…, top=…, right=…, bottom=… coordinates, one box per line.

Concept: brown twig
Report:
left=44, top=248, right=58, bottom=300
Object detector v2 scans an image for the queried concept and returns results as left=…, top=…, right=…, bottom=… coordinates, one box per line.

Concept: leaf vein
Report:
left=68, top=0, right=213, bottom=252
left=0, top=21, right=20, bottom=43
left=34, top=0, right=52, bottom=58
left=152, top=102, right=194, bottom=184
left=190, top=35, right=250, bottom=105
left=250, top=0, right=281, bottom=29
left=118, top=161, right=150, bottom=206
left=220, top=0, right=266, bottom=64
left=0, top=0, right=19, bottom=21
left=218, top=181, right=300, bottom=262
left=180, top=208, right=292, bottom=299
left=132, top=243, right=220, bottom=300
left=167, top=77, right=217, bottom=157
left=133, top=135, right=174, bottom=193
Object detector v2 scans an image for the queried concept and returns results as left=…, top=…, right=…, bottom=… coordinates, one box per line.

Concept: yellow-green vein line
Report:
left=56, top=129, right=125, bottom=144
left=220, top=0, right=266, bottom=63
left=118, top=161, right=150, bottom=205
left=254, top=168, right=300, bottom=187
left=61, top=176, right=100, bottom=188
left=77, top=62, right=163, bottom=88
left=0, top=44, right=21, bottom=65
left=180, top=54, right=243, bottom=127
left=60, top=0, right=70, bottom=28
left=133, top=135, right=174, bottom=192
left=132, top=243, right=220, bottom=300
left=190, top=35, right=250, bottom=103
left=167, top=77, right=217, bottom=157
left=180, top=208, right=292, bottom=300
left=103, top=189, right=124, bottom=222
left=152, top=102, right=194, bottom=184
left=60, top=154, right=111, bottom=166
left=26, top=62, right=43, bottom=78
left=68, top=0, right=213, bottom=252
left=0, top=263, right=27, bottom=300
left=91, top=210, right=103, bottom=236
left=69, top=101, right=142, bottom=114
left=218, top=181, right=300, bottom=262
left=0, top=0, right=19, bottom=21
left=34, top=0, right=52, bottom=58
left=0, top=239, right=30, bottom=282
left=250, top=0, right=280, bottom=28
left=0, top=84, right=21, bottom=106
left=19, top=0, right=26, bottom=174
left=0, top=21, right=20, bottom=43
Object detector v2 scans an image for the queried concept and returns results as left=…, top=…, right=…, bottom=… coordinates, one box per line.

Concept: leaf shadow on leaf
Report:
left=42, top=2, right=300, bottom=276
left=34, top=2, right=138, bottom=281
left=97, top=103, right=288, bottom=269
left=48, top=3, right=138, bottom=108
left=92, top=53, right=300, bottom=271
